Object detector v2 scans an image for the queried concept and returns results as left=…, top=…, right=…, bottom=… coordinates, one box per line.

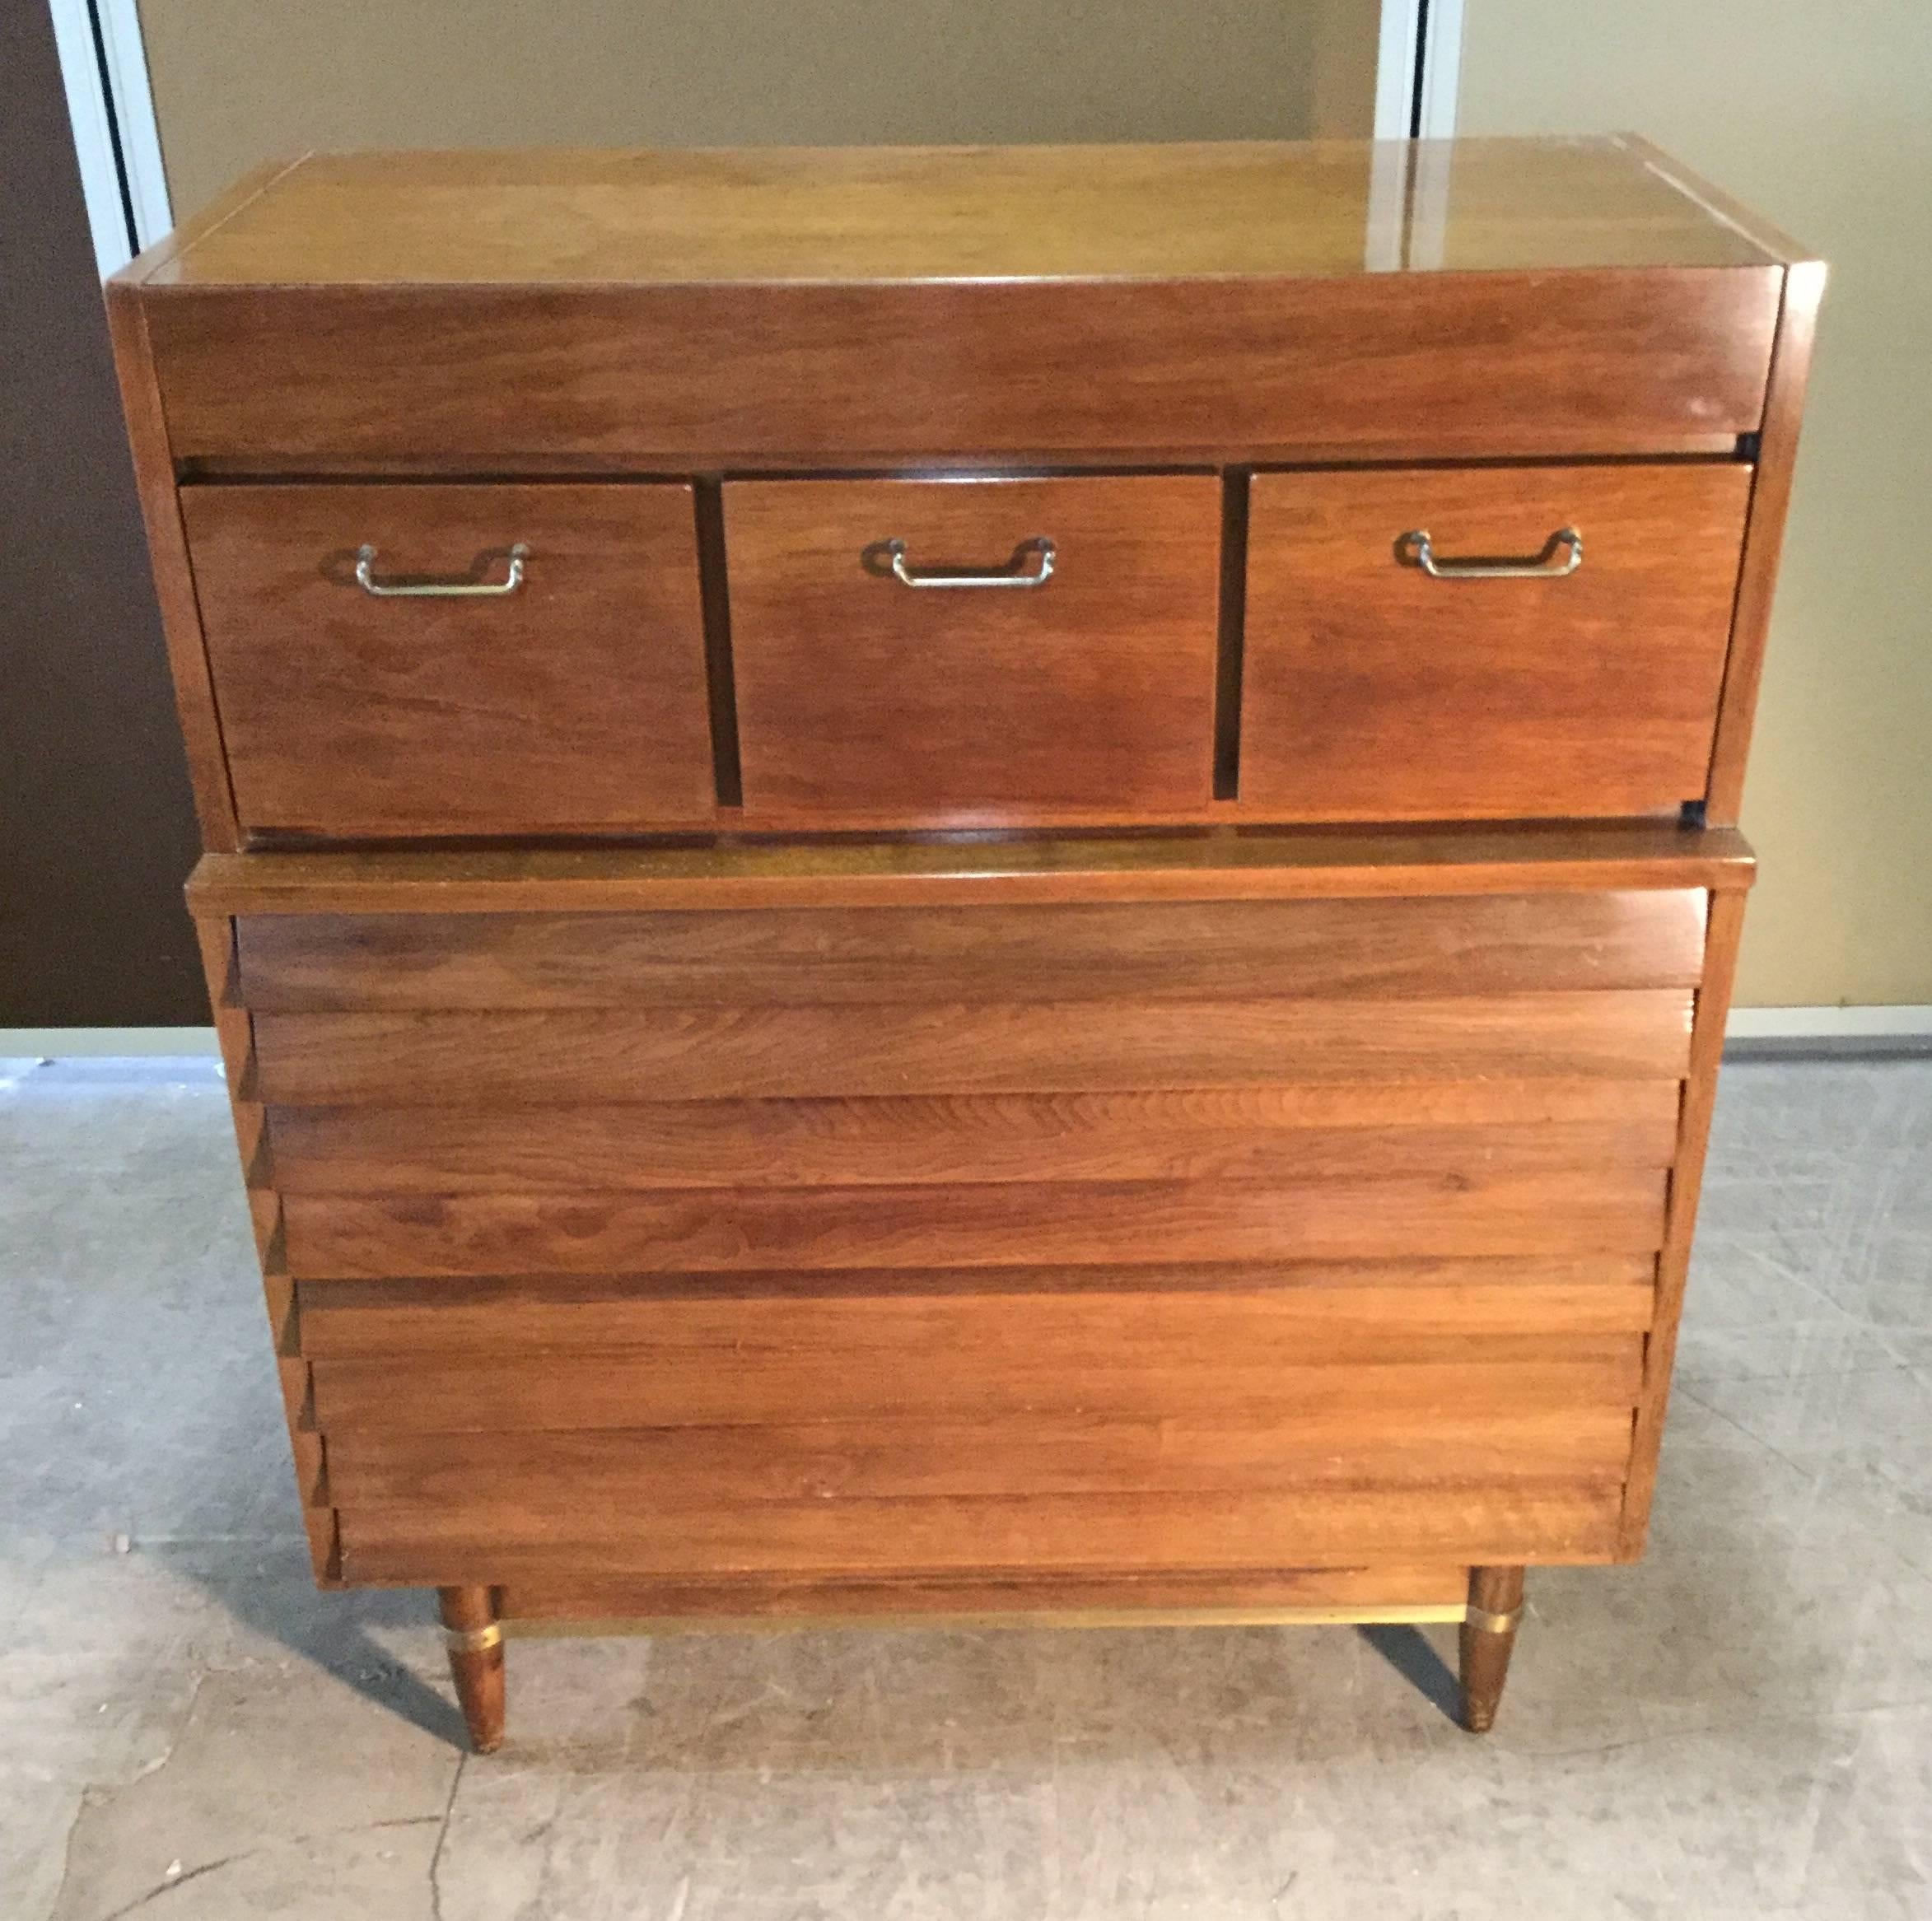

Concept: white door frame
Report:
left=45, top=0, right=172, bottom=276
left=1365, top=0, right=1463, bottom=268
left=1375, top=0, right=1465, bottom=140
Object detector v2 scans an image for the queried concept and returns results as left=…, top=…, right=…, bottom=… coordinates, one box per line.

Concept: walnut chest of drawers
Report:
left=108, top=137, right=1822, bottom=1749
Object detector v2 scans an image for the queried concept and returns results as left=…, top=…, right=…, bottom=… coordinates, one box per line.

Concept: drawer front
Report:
left=231, top=884, right=1703, bottom=1585
left=725, top=478, right=1220, bottom=814
left=318, top=1275, right=1635, bottom=1584
left=141, top=268, right=1781, bottom=463
left=182, top=483, right=714, bottom=837
left=316, top=1272, right=1636, bottom=1583
left=1240, top=464, right=1752, bottom=820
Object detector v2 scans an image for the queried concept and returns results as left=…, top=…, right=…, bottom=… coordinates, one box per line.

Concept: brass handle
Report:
left=354, top=543, right=529, bottom=597
left=1398, top=527, right=1582, bottom=580
left=884, top=537, right=1057, bottom=590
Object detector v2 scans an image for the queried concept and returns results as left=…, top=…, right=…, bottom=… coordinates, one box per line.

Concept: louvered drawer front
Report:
left=223, top=885, right=1706, bottom=1587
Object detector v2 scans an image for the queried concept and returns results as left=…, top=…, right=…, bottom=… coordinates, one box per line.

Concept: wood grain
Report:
left=327, top=1408, right=1635, bottom=1507
left=294, top=1263, right=1659, bottom=1354
left=1704, top=259, right=1827, bottom=822
left=180, top=482, right=715, bottom=836
left=281, top=1168, right=1668, bottom=1278
left=251, top=992, right=1695, bottom=1105
left=192, top=916, right=339, bottom=1583
left=497, top=1563, right=1473, bottom=1624
left=726, top=477, right=1218, bottom=811
left=437, top=1583, right=505, bottom=1753
left=1610, top=138, right=1813, bottom=265
left=233, top=890, right=1708, bottom=1009
left=266, top=1089, right=1682, bottom=1193
left=337, top=1485, right=1626, bottom=1583
left=115, top=156, right=312, bottom=287
left=129, top=142, right=1782, bottom=288
left=186, top=828, right=1757, bottom=917
left=1460, top=1562, right=1526, bottom=1732
left=1619, top=884, right=1749, bottom=1555
left=1241, top=463, right=1752, bottom=819
left=138, top=265, right=1779, bottom=464
left=312, top=1337, right=1643, bottom=1431
left=101, top=285, right=240, bottom=849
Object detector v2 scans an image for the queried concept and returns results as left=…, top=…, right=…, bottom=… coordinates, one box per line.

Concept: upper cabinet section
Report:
left=111, top=138, right=1800, bottom=466
left=106, top=138, right=1821, bottom=848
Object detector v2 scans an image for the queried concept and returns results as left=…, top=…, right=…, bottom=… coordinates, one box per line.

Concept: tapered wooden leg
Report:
left=438, top=1585, right=506, bottom=1753
left=1459, top=1565, right=1524, bottom=1733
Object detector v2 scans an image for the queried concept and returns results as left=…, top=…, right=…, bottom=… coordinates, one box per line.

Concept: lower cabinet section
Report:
left=189, top=832, right=1746, bottom=1739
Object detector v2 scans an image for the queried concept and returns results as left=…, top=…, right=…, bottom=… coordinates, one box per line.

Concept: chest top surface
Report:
left=128, top=135, right=1798, bottom=290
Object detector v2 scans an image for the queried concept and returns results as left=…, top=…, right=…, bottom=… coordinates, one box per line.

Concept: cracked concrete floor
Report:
left=2, top=1052, right=1930, bottom=1920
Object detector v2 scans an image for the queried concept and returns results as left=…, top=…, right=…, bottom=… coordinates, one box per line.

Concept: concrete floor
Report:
left=2, top=1055, right=1929, bottom=1920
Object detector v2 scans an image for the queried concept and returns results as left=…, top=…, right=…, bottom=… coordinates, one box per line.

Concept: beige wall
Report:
left=1460, top=1, right=1932, bottom=1006
left=1309, top=0, right=1383, bottom=138
left=141, top=2, right=1347, bottom=219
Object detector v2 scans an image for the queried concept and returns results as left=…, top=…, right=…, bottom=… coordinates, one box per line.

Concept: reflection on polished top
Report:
left=133, top=135, right=1801, bottom=289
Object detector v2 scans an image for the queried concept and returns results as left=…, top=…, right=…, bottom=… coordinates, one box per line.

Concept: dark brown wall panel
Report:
left=0, top=4, right=202, bottom=1024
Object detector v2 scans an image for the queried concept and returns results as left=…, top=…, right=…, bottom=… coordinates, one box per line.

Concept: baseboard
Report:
left=1, top=1027, right=221, bottom=1058
left=6, top=1008, right=1932, bottom=1065
left=1724, top=1005, right=1932, bottom=1059
left=1726, top=1004, right=1932, bottom=1039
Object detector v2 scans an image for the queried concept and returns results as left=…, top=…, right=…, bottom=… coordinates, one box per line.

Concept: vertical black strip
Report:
left=83, top=1, right=141, bottom=259
left=692, top=478, right=743, bottom=808
left=1399, top=147, right=1421, bottom=271
left=1212, top=469, right=1250, bottom=801
left=1408, top=0, right=1432, bottom=140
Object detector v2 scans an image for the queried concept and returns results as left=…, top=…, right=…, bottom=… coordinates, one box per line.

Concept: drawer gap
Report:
left=693, top=478, right=744, bottom=809
left=1214, top=469, right=1250, bottom=800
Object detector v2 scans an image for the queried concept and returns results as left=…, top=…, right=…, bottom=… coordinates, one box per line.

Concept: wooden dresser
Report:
left=107, top=138, right=1821, bottom=1750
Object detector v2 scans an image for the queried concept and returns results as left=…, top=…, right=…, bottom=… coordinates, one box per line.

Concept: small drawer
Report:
left=724, top=477, right=1221, bottom=814
left=181, top=483, right=715, bottom=837
left=1240, top=464, right=1752, bottom=820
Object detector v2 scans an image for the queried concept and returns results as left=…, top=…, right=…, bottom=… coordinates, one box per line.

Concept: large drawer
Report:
left=725, top=478, right=1221, bottom=815
left=312, top=1272, right=1636, bottom=1585
left=1239, top=464, right=1752, bottom=819
left=141, top=268, right=1780, bottom=463
left=181, top=483, right=716, bottom=837
left=222, top=879, right=1704, bottom=1585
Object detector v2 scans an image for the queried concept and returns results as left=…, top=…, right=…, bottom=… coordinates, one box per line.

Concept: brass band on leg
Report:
left=443, top=1620, right=505, bottom=1654
left=1464, top=1604, right=1523, bottom=1634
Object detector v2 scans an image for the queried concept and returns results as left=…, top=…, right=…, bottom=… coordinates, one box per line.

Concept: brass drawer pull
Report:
left=354, top=542, right=530, bottom=597
left=1398, top=526, right=1583, bottom=580
left=883, top=536, right=1057, bottom=590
